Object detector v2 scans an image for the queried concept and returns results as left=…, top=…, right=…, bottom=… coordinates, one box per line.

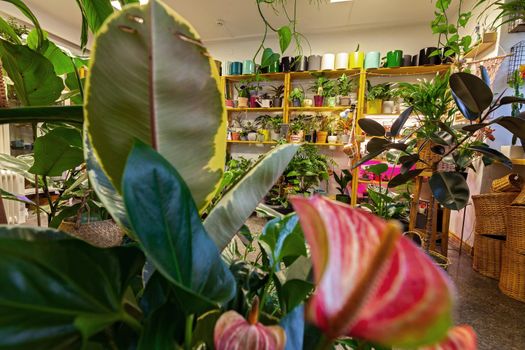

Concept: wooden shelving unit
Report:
left=226, top=107, right=283, bottom=113
left=464, top=32, right=497, bottom=59
left=512, top=159, right=525, bottom=166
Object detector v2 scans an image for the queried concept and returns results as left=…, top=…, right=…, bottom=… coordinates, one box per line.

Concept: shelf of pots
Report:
left=366, top=64, right=451, bottom=76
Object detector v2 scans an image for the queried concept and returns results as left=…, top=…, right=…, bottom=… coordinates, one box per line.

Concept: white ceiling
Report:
left=0, top=0, right=444, bottom=46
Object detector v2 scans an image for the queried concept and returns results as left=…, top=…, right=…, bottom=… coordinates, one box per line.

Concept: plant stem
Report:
left=184, top=314, right=194, bottom=350
left=314, top=334, right=333, bottom=350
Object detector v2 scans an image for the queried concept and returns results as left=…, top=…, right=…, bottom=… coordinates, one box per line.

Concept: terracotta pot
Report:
left=316, top=131, right=328, bottom=143
left=231, top=132, right=240, bottom=141
left=238, top=97, right=249, bottom=108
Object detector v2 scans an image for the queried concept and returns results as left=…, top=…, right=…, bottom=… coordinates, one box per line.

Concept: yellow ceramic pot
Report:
left=349, top=51, right=365, bottom=69
left=316, top=131, right=328, bottom=143
left=367, top=99, right=383, bottom=115
left=260, top=129, right=270, bottom=141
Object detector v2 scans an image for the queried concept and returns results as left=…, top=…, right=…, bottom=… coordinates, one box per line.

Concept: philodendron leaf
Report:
left=0, top=16, right=20, bottom=44
left=449, top=72, right=493, bottom=114
left=122, top=142, right=235, bottom=314
left=388, top=169, right=424, bottom=188
left=204, top=143, right=299, bottom=250
left=261, top=47, right=280, bottom=68
left=278, top=26, right=292, bottom=53
left=0, top=40, right=64, bottom=106
left=85, top=0, right=227, bottom=212
left=28, top=127, right=84, bottom=177
left=499, top=96, right=525, bottom=105
left=0, top=226, right=144, bottom=349
left=366, top=137, right=389, bottom=152
left=27, top=30, right=76, bottom=75
left=468, top=145, right=512, bottom=169
left=429, top=171, right=470, bottom=210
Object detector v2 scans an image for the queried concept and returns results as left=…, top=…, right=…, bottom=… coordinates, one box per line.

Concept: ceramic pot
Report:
left=249, top=96, right=258, bottom=108
left=290, top=134, right=302, bottom=143
left=273, top=98, right=282, bottom=107
left=402, top=55, right=413, bottom=67
left=225, top=61, right=232, bottom=75
left=257, top=99, right=273, bottom=108
left=240, top=134, right=247, bottom=141
left=327, top=135, right=338, bottom=144
left=268, top=60, right=280, bottom=73
left=281, top=56, right=292, bottom=72
left=293, top=56, right=308, bottom=71
left=260, top=129, right=270, bottom=141
left=340, top=134, right=350, bottom=144
left=349, top=92, right=358, bottom=104
left=411, top=54, right=419, bottom=66
left=302, top=98, right=313, bottom=107
left=365, top=51, right=381, bottom=69
left=292, top=98, right=302, bottom=107
left=308, top=55, right=322, bottom=71
left=316, top=131, right=328, bottom=143
left=349, top=51, right=365, bottom=68
left=230, top=61, right=243, bottom=75
left=304, top=134, right=312, bottom=142
left=314, top=95, right=324, bottom=107
left=339, top=96, right=351, bottom=106
left=231, top=132, right=240, bottom=141
left=225, top=99, right=234, bottom=108
left=367, top=99, right=382, bottom=114
left=271, top=130, right=280, bottom=141
left=419, top=47, right=440, bottom=65
left=327, top=96, right=337, bottom=107
left=238, top=97, right=249, bottom=108
left=321, top=53, right=335, bottom=70
left=335, top=52, right=349, bottom=69
left=242, top=60, right=255, bottom=75
left=247, top=132, right=258, bottom=141
left=386, top=50, right=403, bottom=68
left=382, top=100, right=395, bottom=114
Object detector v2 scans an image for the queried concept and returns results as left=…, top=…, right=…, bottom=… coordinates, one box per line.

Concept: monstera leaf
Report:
left=85, top=0, right=227, bottom=212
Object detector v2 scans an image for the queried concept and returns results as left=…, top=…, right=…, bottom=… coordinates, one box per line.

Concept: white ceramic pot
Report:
left=247, top=132, right=258, bottom=141
left=335, top=52, right=349, bottom=70
left=327, top=97, right=337, bottom=107
left=321, top=53, right=335, bottom=70
left=382, top=100, right=395, bottom=114
left=302, top=98, right=313, bottom=107
left=349, top=92, right=358, bottom=104
left=501, top=145, right=525, bottom=159
left=339, top=134, right=350, bottom=144
left=327, top=135, right=338, bottom=144
left=271, top=130, right=280, bottom=141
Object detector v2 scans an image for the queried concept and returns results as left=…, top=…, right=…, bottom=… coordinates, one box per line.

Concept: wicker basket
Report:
left=492, top=173, right=523, bottom=192
left=506, top=206, right=525, bottom=254
left=472, top=192, right=518, bottom=236
left=512, top=187, right=525, bottom=206
left=59, top=220, right=123, bottom=248
left=499, top=245, right=525, bottom=302
left=473, top=234, right=505, bottom=279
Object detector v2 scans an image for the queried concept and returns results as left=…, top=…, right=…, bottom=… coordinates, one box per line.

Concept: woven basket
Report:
left=472, top=192, right=518, bottom=236
left=0, top=62, right=7, bottom=108
left=506, top=206, right=525, bottom=254
left=473, top=234, right=505, bottom=279
left=512, top=187, right=525, bottom=206
left=499, top=245, right=525, bottom=302
left=492, top=173, right=523, bottom=192
left=59, top=220, right=123, bottom=248
left=416, top=141, right=441, bottom=170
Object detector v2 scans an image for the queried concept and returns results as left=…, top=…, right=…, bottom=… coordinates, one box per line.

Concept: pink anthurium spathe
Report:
left=214, top=297, right=286, bottom=350
left=420, top=325, right=477, bottom=350
left=290, top=195, right=458, bottom=348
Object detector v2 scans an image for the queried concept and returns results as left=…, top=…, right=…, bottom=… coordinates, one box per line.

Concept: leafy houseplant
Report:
left=476, top=0, right=525, bottom=31
left=269, top=115, right=283, bottom=140
left=333, top=169, right=352, bottom=203
left=255, top=114, right=273, bottom=141
left=235, top=82, right=251, bottom=107
left=270, top=84, right=285, bottom=107
left=366, top=82, right=390, bottom=114
left=309, top=75, right=330, bottom=107
left=289, top=87, right=304, bottom=107
left=289, top=116, right=305, bottom=143
left=337, top=73, right=357, bottom=106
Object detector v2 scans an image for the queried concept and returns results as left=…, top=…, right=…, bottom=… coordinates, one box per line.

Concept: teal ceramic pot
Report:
left=242, top=59, right=255, bottom=74
left=386, top=50, right=403, bottom=68
left=364, top=51, right=380, bottom=69
left=230, top=61, right=243, bottom=75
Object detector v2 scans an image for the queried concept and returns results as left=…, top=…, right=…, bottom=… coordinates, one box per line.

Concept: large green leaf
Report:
left=28, top=127, right=83, bottom=177
left=280, top=281, right=312, bottom=314
left=429, top=171, right=470, bottom=210
left=449, top=72, right=493, bottom=114
left=491, top=116, right=525, bottom=140
left=203, top=143, right=299, bottom=250
left=85, top=0, right=227, bottom=212
left=27, top=30, right=76, bottom=75
left=0, top=40, right=63, bottom=106
left=0, top=106, right=83, bottom=125
left=122, top=142, right=235, bottom=314
left=278, top=25, right=292, bottom=53
left=1, top=0, right=43, bottom=49
left=0, top=226, right=144, bottom=349
left=0, top=16, right=21, bottom=44
left=468, top=145, right=512, bottom=169
left=76, top=0, right=114, bottom=34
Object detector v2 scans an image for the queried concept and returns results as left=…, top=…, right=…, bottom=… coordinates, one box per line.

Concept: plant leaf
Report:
left=359, top=118, right=386, bottom=136
left=76, top=0, right=114, bottom=34
left=366, top=163, right=388, bottom=176
left=499, top=96, right=525, bottom=105
left=204, top=143, right=299, bottom=250
left=28, top=127, right=83, bottom=177
left=122, top=142, right=235, bottom=314
left=352, top=148, right=384, bottom=169
left=1, top=0, right=43, bottom=49
left=449, top=72, right=493, bottom=114
left=0, top=40, right=64, bottom=106
left=85, top=1, right=227, bottom=212
left=27, top=30, right=76, bottom=75
left=491, top=116, right=525, bottom=140
left=468, top=145, right=512, bottom=169
left=452, top=91, right=479, bottom=121
left=429, top=171, right=470, bottom=210
left=462, top=123, right=487, bottom=132
left=280, top=305, right=305, bottom=350
left=0, top=15, right=20, bottom=44
left=278, top=26, right=292, bottom=53
left=390, top=106, right=413, bottom=137
left=0, top=226, right=144, bottom=349
left=0, top=106, right=83, bottom=125
left=290, top=196, right=454, bottom=347
left=280, top=281, right=312, bottom=315
left=388, top=169, right=424, bottom=187
left=366, top=137, right=389, bottom=152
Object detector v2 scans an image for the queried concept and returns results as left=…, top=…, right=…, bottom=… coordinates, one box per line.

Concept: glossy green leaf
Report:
left=137, top=303, right=182, bottom=350
left=358, top=118, right=386, bottom=136
left=1, top=0, right=43, bottom=49
left=85, top=1, right=227, bottom=212
left=388, top=169, right=424, bottom=188
left=366, top=137, right=389, bottom=152
left=366, top=163, right=388, bottom=176
left=0, top=226, right=144, bottom=350
left=352, top=148, right=385, bottom=169
left=260, top=214, right=307, bottom=270
left=281, top=280, right=313, bottom=314
left=499, top=96, right=525, bottom=105
left=390, top=106, right=413, bottom=137
left=76, top=0, right=114, bottom=34
left=468, top=145, right=512, bottom=169
left=449, top=72, right=493, bottom=114
left=27, top=30, right=75, bottom=75
left=0, top=16, right=20, bottom=44
left=491, top=116, right=525, bottom=140
left=452, top=91, right=479, bottom=121
left=0, top=40, right=64, bottom=106
left=429, top=171, right=470, bottom=210
left=278, top=26, right=292, bottom=53
left=204, top=143, right=299, bottom=250
left=122, top=142, right=235, bottom=314
left=261, top=47, right=280, bottom=68
left=28, top=127, right=83, bottom=177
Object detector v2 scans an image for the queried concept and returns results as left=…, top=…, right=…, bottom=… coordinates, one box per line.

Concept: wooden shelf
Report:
left=464, top=32, right=497, bottom=59
left=227, top=107, right=283, bottom=113
left=290, top=68, right=361, bottom=80
left=512, top=159, right=525, bottom=166
left=308, top=142, right=344, bottom=147
left=223, top=72, right=285, bottom=81
left=289, top=107, right=349, bottom=112
left=227, top=140, right=277, bottom=145
left=366, top=64, right=451, bottom=77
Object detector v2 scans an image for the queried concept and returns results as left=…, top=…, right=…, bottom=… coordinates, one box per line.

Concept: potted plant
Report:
left=235, top=82, right=251, bottom=108
left=309, top=75, right=330, bottom=107
left=366, top=82, right=389, bottom=114
left=338, top=114, right=353, bottom=144
left=337, top=73, right=357, bottom=106
left=289, top=116, right=305, bottom=143
left=501, top=68, right=525, bottom=158
left=382, top=84, right=397, bottom=114
left=269, top=115, right=282, bottom=141
left=302, top=114, right=316, bottom=142
left=270, top=84, right=284, bottom=107
left=316, top=115, right=330, bottom=143
left=255, top=114, right=272, bottom=141
left=288, top=87, right=304, bottom=107
left=324, top=80, right=338, bottom=107
left=243, top=121, right=258, bottom=141
left=333, top=169, right=352, bottom=203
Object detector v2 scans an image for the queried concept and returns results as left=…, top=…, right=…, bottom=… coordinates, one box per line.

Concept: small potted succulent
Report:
left=235, top=83, right=251, bottom=108
left=333, top=169, right=352, bottom=203
left=337, top=74, right=357, bottom=106
left=289, top=87, right=304, bottom=107
left=382, top=84, right=397, bottom=114
left=270, top=84, right=285, bottom=107
left=309, top=75, right=330, bottom=107
left=366, top=82, right=389, bottom=114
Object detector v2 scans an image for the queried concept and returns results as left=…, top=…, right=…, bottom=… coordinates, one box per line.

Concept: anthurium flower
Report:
left=420, top=325, right=477, bottom=350
left=290, top=196, right=456, bottom=348
left=214, top=297, right=286, bottom=350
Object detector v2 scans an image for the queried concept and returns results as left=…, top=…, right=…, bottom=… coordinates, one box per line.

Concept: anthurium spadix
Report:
left=420, top=325, right=477, bottom=350
left=290, top=196, right=456, bottom=348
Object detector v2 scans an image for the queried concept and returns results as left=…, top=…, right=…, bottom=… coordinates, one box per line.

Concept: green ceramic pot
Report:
left=386, top=50, right=403, bottom=68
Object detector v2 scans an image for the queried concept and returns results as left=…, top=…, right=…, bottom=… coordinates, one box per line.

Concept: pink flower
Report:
left=290, top=196, right=465, bottom=349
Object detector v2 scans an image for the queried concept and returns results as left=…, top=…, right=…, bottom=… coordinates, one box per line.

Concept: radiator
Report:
left=0, top=170, right=26, bottom=224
